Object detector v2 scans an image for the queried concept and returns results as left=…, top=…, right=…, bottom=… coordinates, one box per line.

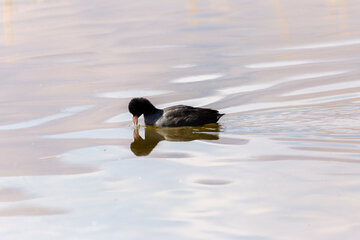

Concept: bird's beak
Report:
left=132, top=116, right=139, bottom=126
left=133, top=129, right=140, bottom=139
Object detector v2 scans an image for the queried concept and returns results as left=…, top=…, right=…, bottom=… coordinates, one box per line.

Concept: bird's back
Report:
left=155, top=105, right=224, bottom=127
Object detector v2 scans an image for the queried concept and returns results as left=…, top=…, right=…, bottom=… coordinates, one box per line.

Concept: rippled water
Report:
left=1, top=0, right=360, bottom=239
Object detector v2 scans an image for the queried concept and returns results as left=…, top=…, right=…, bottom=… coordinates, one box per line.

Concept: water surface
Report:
left=0, top=0, right=360, bottom=239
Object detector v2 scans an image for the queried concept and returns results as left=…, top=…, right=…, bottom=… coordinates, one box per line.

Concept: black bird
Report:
left=128, top=98, right=224, bottom=127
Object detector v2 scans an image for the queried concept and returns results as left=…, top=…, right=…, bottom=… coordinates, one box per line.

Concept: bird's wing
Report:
left=160, top=105, right=220, bottom=126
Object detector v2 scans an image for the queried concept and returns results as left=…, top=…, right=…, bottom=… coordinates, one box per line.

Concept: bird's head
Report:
left=128, top=98, right=154, bottom=125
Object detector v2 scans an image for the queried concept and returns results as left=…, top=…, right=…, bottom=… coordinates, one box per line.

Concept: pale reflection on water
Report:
left=0, top=0, right=360, bottom=239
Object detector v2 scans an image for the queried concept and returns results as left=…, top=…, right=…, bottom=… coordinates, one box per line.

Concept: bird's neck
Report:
left=143, top=103, right=160, bottom=115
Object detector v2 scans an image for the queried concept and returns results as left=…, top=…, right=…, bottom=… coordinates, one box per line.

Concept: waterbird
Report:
left=128, top=98, right=224, bottom=127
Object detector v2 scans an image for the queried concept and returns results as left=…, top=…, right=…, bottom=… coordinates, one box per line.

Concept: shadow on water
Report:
left=130, top=123, right=223, bottom=156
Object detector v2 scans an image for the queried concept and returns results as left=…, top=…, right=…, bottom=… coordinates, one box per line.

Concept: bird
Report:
left=128, top=97, right=224, bottom=127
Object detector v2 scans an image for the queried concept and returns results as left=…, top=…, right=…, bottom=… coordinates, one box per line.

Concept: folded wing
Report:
left=158, top=105, right=223, bottom=127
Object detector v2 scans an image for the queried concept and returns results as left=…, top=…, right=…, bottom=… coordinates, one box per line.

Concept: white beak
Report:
left=132, top=116, right=139, bottom=125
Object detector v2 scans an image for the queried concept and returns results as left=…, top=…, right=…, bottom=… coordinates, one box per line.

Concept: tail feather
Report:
left=216, top=113, right=225, bottom=121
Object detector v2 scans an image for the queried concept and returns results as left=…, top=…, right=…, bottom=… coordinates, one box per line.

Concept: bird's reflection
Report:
left=131, top=124, right=222, bottom=156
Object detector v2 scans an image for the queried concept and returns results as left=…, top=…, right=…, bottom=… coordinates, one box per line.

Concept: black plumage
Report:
left=128, top=98, right=224, bottom=127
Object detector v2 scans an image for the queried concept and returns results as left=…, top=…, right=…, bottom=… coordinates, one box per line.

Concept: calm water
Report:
left=1, top=0, right=360, bottom=239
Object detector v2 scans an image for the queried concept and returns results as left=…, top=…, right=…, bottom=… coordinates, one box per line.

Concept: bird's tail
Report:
left=217, top=113, right=225, bottom=121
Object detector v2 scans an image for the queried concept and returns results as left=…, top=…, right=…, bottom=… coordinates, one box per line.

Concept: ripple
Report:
left=171, top=64, right=197, bottom=69
left=308, top=92, right=360, bottom=104
left=0, top=205, right=69, bottom=216
left=245, top=60, right=316, bottom=69
left=194, top=179, right=232, bottom=185
left=142, top=45, right=187, bottom=50
left=159, top=95, right=224, bottom=108
left=96, top=90, right=170, bottom=99
left=0, top=188, right=36, bottom=202
left=219, top=83, right=274, bottom=95
left=286, top=70, right=350, bottom=81
left=62, top=145, right=131, bottom=163
left=25, top=52, right=93, bottom=64
left=171, top=73, right=224, bottom=83
left=284, top=80, right=360, bottom=96
left=282, top=39, right=360, bottom=50
left=105, top=112, right=131, bottom=123
left=218, top=70, right=350, bottom=97
left=222, top=93, right=360, bottom=114
left=44, top=128, right=130, bottom=139
left=0, top=105, right=93, bottom=130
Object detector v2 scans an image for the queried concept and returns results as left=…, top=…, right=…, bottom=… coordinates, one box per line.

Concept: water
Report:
left=0, top=0, right=360, bottom=239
